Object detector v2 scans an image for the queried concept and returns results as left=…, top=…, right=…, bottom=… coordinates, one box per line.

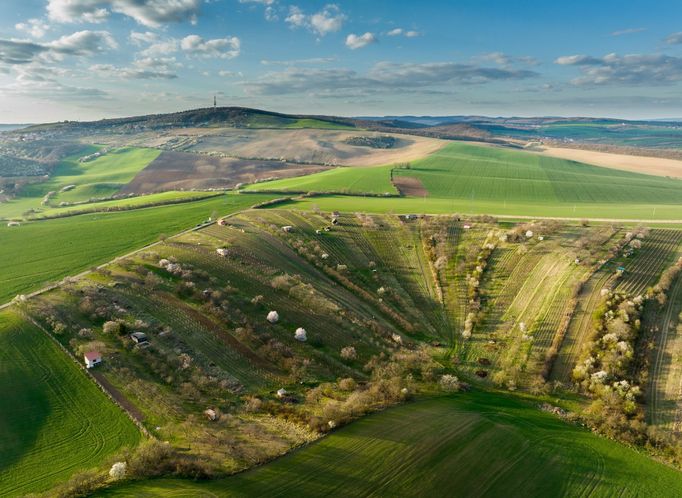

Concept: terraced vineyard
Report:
left=10, top=209, right=682, bottom=495
left=0, top=310, right=140, bottom=496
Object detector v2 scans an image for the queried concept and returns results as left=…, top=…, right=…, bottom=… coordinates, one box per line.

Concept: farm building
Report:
left=216, top=248, right=229, bottom=257
left=84, top=351, right=102, bottom=369
left=217, top=219, right=227, bottom=226
left=282, top=225, right=293, bottom=233
left=130, top=332, right=148, bottom=345
left=404, top=214, right=417, bottom=220
left=276, top=388, right=287, bottom=398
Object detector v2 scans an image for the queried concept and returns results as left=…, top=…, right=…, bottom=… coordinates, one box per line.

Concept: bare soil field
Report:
left=177, top=128, right=445, bottom=166
left=393, top=175, right=429, bottom=196
left=537, top=146, right=682, bottom=178
left=120, top=151, right=329, bottom=193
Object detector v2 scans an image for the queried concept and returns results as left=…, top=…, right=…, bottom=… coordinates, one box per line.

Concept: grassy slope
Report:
left=99, top=391, right=682, bottom=498
left=36, top=191, right=219, bottom=218
left=244, top=165, right=396, bottom=195
left=248, top=142, right=682, bottom=220
left=0, top=193, right=276, bottom=304
left=1, top=146, right=160, bottom=219
left=0, top=310, right=140, bottom=496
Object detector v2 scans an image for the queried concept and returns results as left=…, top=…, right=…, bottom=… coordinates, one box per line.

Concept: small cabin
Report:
left=131, top=332, right=148, bottom=345
left=216, top=248, right=229, bottom=257
left=276, top=388, right=287, bottom=398
left=217, top=219, right=227, bottom=226
left=282, top=225, right=293, bottom=233
left=84, top=351, right=102, bottom=369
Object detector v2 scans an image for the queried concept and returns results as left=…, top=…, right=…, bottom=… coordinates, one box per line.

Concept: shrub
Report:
left=340, top=346, right=357, bottom=360
left=109, top=461, right=127, bottom=480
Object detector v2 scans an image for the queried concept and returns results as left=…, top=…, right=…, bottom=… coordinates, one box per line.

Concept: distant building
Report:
left=276, top=388, right=287, bottom=398
left=7, top=221, right=20, bottom=227
left=282, top=225, right=293, bottom=233
left=216, top=248, right=229, bottom=257
left=130, top=332, right=149, bottom=345
left=84, top=351, right=102, bottom=369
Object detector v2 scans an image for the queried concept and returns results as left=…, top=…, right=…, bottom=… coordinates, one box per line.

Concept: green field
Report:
left=0, top=193, right=276, bottom=304
left=99, top=391, right=682, bottom=497
left=0, top=146, right=160, bottom=219
left=247, top=142, right=682, bottom=220
left=0, top=310, right=140, bottom=496
left=244, top=164, right=396, bottom=195
left=36, top=190, right=219, bottom=218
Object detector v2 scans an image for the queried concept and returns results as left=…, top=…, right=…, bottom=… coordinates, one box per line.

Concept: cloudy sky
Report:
left=1, top=0, right=682, bottom=122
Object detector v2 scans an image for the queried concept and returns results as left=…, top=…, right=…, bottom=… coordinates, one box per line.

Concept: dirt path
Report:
left=91, top=370, right=146, bottom=423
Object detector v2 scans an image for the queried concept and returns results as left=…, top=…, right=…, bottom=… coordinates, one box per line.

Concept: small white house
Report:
left=282, top=225, right=293, bottom=233
left=84, top=351, right=102, bottom=369
left=276, top=388, right=287, bottom=398
left=216, top=248, right=229, bottom=257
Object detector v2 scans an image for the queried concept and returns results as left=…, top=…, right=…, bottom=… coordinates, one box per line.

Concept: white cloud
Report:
left=286, top=4, right=346, bottom=36
left=244, top=61, right=538, bottom=96
left=129, top=31, right=158, bottom=46
left=0, top=31, right=117, bottom=65
left=666, top=32, right=682, bottom=45
left=139, top=39, right=180, bottom=57
left=15, top=19, right=50, bottom=39
left=180, top=35, right=240, bottom=59
left=49, top=30, right=118, bottom=57
left=91, top=56, right=179, bottom=79
left=345, top=32, right=377, bottom=50
left=47, top=0, right=202, bottom=28
left=611, top=27, right=645, bottom=36
left=386, top=28, right=419, bottom=38
left=555, top=52, right=682, bottom=86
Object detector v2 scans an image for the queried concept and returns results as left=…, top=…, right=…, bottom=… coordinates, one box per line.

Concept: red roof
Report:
left=84, top=351, right=101, bottom=361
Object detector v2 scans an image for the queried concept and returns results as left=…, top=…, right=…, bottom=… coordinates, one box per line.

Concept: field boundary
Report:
left=19, top=311, right=151, bottom=437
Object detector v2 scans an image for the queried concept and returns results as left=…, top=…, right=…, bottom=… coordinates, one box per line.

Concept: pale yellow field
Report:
left=537, top=146, right=682, bottom=178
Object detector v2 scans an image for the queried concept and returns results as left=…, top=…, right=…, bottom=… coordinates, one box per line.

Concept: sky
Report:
left=1, top=0, right=682, bottom=122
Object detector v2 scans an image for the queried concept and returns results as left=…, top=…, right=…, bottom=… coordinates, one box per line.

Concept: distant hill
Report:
left=0, top=124, right=30, bottom=132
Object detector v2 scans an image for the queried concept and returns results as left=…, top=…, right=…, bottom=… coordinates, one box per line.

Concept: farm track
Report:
left=550, top=268, right=616, bottom=383
left=647, top=272, right=682, bottom=432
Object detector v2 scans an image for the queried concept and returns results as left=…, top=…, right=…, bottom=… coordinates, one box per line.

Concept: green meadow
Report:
left=247, top=142, right=682, bottom=220
left=99, top=391, right=682, bottom=497
left=0, top=310, right=140, bottom=496
left=1, top=146, right=160, bottom=219
left=0, top=193, right=276, bottom=304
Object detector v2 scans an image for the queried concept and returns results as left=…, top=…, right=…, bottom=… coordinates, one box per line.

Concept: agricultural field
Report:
left=35, top=191, right=220, bottom=218
left=7, top=208, right=682, bottom=495
left=248, top=142, right=682, bottom=220
left=244, top=165, right=396, bottom=195
left=120, top=151, right=330, bottom=193
left=0, top=146, right=160, bottom=220
left=0, top=309, right=140, bottom=496
left=99, top=391, right=682, bottom=497
left=0, top=193, right=277, bottom=305
left=183, top=128, right=445, bottom=167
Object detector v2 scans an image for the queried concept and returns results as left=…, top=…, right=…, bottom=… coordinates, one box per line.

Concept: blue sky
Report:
left=1, top=0, right=682, bottom=122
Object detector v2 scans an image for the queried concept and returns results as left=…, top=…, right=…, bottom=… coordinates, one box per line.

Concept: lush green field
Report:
left=36, top=190, right=219, bottom=218
left=0, top=310, right=140, bottom=496
left=264, top=195, right=682, bottom=220
left=247, top=142, right=682, bottom=220
left=244, top=165, right=396, bottom=195
left=99, top=391, right=682, bottom=497
left=0, top=193, right=276, bottom=304
left=0, top=146, right=160, bottom=219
